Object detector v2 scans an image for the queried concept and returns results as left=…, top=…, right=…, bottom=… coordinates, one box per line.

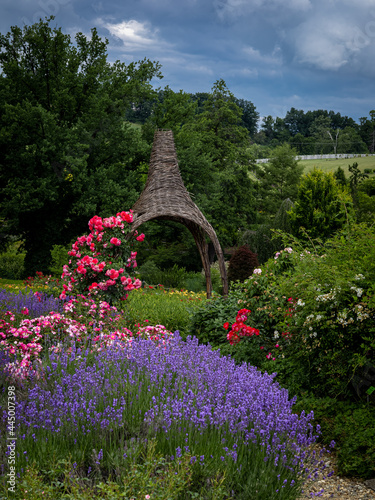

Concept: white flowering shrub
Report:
left=275, top=224, right=375, bottom=399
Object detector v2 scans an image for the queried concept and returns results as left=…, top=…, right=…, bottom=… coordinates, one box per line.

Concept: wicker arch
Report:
left=130, top=129, right=228, bottom=298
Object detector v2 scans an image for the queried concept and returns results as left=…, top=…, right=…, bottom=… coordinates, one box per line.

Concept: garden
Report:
left=1, top=209, right=374, bottom=499
left=1, top=18, right=375, bottom=499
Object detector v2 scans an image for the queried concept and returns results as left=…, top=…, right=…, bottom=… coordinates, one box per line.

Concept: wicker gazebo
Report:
left=130, top=129, right=228, bottom=298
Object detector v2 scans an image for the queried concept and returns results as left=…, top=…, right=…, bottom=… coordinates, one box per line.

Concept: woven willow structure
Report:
left=131, top=129, right=228, bottom=298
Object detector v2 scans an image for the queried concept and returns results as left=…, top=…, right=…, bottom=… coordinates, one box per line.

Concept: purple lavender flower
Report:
left=11, top=333, right=325, bottom=496
left=0, top=288, right=66, bottom=318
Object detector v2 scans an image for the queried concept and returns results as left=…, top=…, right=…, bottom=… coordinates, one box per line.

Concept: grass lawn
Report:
left=299, top=155, right=375, bottom=175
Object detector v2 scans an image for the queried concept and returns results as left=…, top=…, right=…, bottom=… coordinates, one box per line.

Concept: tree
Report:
left=256, top=144, right=303, bottom=214
left=356, top=178, right=375, bottom=223
left=359, top=111, right=375, bottom=152
left=143, top=86, right=197, bottom=136
left=284, top=108, right=309, bottom=136
left=193, top=79, right=251, bottom=168
left=259, top=115, right=275, bottom=144
left=308, top=116, right=333, bottom=154
left=348, top=162, right=369, bottom=208
left=333, top=166, right=347, bottom=187
left=289, top=133, right=315, bottom=155
left=234, top=98, right=259, bottom=137
left=289, top=169, right=352, bottom=240
left=0, top=17, right=162, bottom=276
left=337, top=127, right=367, bottom=154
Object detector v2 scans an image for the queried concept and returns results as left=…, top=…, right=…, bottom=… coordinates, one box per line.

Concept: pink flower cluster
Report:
left=61, top=211, right=144, bottom=303
left=1, top=297, right=174, bottom=381
left=1, top=311, right=87, bottom=380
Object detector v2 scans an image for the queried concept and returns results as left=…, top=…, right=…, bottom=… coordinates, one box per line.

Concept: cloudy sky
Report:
left=2, top=0, right=375, bottom=124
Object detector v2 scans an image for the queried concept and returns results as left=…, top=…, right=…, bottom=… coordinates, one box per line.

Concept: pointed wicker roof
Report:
left=131, top=129, right=228, bottom=298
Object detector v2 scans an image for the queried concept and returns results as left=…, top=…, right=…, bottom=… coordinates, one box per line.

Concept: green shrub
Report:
left=158, top=264, right=188, bottom=288
left=138, top=259, right=161, bottom=284
left=184, top=271, right=204, bottom=293
left=189, top=294, right=239, bottom=347
left=48, top=244, right=70, bottom=277
left=293, top=397, right=375, bottom=479
left=220, top=226, right=375, bottom=401
left=138, top=262, right=188, bottom=289
left=0, top=252, right=25, bottom=280
left=273, top=224, right=375, bottom=400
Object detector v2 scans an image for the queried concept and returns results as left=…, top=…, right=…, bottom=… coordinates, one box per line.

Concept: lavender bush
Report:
left=1, top=334, right=332, bottom=499
left=0, top=289, right=66, bottom=318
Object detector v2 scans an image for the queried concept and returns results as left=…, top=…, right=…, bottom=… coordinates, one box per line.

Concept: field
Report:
left=299, top=155, right=375, bottom=175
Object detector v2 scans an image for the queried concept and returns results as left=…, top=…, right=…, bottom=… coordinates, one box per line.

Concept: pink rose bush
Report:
left=61, top=211, right=143, bottom=304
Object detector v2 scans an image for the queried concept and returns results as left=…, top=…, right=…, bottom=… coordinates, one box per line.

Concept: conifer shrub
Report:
left=227, top=245, right=259, bottom=283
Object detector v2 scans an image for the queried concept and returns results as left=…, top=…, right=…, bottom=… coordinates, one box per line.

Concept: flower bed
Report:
left=1, top=333, right=332, bottom=499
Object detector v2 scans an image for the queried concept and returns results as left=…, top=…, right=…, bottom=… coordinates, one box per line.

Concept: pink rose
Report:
left=110, top=237, right=121, bottom=246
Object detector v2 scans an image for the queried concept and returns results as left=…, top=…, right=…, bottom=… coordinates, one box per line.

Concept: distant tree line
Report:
left=254, top=108, right=375, bottom=155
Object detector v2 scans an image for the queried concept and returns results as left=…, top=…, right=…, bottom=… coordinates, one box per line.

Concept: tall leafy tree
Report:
left=234, top=98, right=259, bottom=137
left=359, top=110, right=375, bottom=152
left=187, top=80, right=257, bottom=246
left=0, top=17, right=162, bottom=275
left=192, top=79, right=251, bottom=169
left=256, top=144, right=303, bottom=214
left=348, top=162, right=369, bottom=208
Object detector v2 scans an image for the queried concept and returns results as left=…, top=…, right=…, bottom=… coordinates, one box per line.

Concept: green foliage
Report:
left=227, top=245, right=259, bottom=283
left=48, top=244, right=70, bottom=277
left=333, top=405, right=375, bottom=478
left=138, top=261, right=189, bottom=289
left=273, top=224, right=375, bottom=400
left=289, top=168, right=353, bottom=240
left=175, top=80, right=257, bottom=249
left=138, top=259, right=161, bottom=284
left=358, top=178, right=375, bottom=196
left=256, top=144, right=303, bottom=214
left=122, top=287, right=207, bottom=338
left=273, top=198, right=294, bottom=234
left=356, top=191, right=375, bottom=223
left=356, top=177, right=375, bottom=223
left=189, top=294, right=239, bottom=346
left=193, top=79, right=250, bottom=168
left=0, top=17, right=162, bottom=276
left=0, top=252, right=25, bottom=280
left=156, top=264, right=188, bottom=289
left=293, top=398, right=375, bottom=479
left=349, top=162, right=370, bottom=209
left=349, top=161, right=369, bottom=189
left=143, top=86, right=197, bottom=135
left=240, top=226, right=276, bottom=265
left=333, top=166, right=347, bottom=186
left=0, top=440, right=200, bottom=499
left=234, top=98, right=259, bottom=137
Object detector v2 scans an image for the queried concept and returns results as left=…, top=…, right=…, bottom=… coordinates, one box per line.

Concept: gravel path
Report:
left=298, top=447, right=375, bottom=499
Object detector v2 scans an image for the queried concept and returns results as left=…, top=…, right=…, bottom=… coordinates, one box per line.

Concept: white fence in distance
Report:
left=255, top=153, right=375, bottom=164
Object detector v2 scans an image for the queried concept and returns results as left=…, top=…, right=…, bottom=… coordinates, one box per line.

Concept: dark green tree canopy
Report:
left=0, top=17, right=162, bottom=275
